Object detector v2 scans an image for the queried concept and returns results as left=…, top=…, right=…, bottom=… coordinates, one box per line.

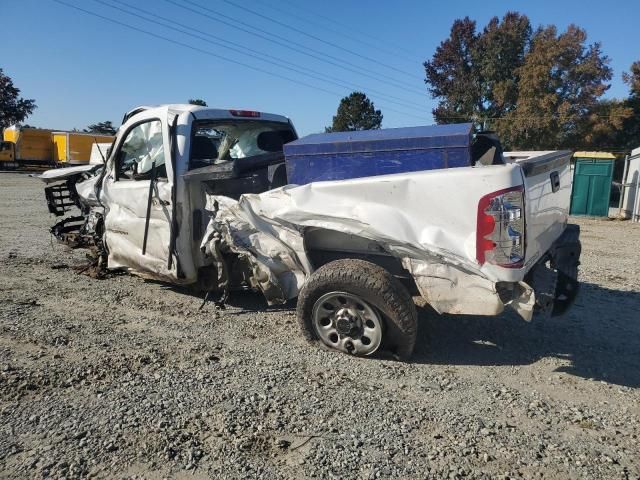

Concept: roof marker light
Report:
left=229, top=110, right=260, bottom=118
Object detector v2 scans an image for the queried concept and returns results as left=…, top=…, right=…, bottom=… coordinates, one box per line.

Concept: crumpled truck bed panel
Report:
left=201, top=166, right=535, bottom=319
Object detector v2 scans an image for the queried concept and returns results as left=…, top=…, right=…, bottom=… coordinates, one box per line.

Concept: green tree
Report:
left=423, top=13, right=531, bottom=124
left=623, top=61, right=640, bottom=96
left=475, top=13, right=531, bottom=119
left=548, top=61, right=638, bottom=152
left=618, top=61, right=640, bottom=150
left=188, top=98, right=207, bottom=106
left=325, top=92, right=382, bottom=132
left=499, top=25, right=614, bottom=149
left=423, top=17, right=481, bottom=123
left=424, top=15, right=618, bottom=150
left=0, top=69, right=36, bottom=131
left=84, top=121, right=116, bottom=135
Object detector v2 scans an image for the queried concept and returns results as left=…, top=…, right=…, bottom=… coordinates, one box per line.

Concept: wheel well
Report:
left=303, top=228, right=420, bottom=296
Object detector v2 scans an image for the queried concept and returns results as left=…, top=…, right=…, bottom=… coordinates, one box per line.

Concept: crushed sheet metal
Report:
left=401, top=259, right=534, bottom=320
left=34, top=164, right=99, bottom=184
left=75, top=174, right=102, bottom=208
left=103, top=181, right=174, bottom=281
left=402, top=259, right=504, bottom=316
left=202, top=177, right=536, bottom=319
left=201, top=196, right=308, bottom=304
left=507, top=282, right=535, bottom=321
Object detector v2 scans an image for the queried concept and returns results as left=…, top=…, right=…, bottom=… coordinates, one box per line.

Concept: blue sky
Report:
left=2, top=0, right=638, bottom=135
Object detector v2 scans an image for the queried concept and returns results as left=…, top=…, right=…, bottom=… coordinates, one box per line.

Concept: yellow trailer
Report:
left=52, top=132, right=114, bottom=165
left=0, top=126, right=54, bottom=167
left=0, top=126, right=115, bottom=169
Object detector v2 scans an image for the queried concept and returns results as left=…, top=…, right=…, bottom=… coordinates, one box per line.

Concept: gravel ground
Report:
left=0, top=172, right=639, bottom=479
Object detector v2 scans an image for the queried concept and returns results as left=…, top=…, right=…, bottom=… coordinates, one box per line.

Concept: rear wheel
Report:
left=311, top=291, right=384, bottom=355
left=297, top=259, right=417, bottom=359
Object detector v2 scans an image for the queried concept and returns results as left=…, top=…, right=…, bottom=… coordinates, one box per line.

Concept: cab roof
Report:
left=122, top=104, right=291, bottom=126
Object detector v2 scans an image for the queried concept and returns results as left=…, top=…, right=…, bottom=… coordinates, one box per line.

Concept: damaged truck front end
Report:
left=39, top=165, right=107, bottom=270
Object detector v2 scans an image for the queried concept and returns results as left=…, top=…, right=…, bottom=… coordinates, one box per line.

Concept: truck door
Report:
left=101, top=116, right=178, bottom=281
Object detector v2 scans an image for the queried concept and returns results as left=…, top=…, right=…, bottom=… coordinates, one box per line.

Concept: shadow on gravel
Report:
left=161, top=284, right=296, bottom=314
left=162, top=279, right=640, bottom=388
left=412, top=282, right=640, bottom=388
left=222, top=290, right=297, bottom=314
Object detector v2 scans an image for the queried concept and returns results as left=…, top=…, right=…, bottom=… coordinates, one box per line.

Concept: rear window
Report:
left=190, top=120, right=296, bottom=170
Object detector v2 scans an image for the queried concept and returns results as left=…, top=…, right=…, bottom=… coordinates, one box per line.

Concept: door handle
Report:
left=550, top=171, right=560, bottom=193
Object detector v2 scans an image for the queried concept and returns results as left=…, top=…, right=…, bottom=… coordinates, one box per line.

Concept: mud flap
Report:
left=550, top=224, right=581, bottom=316
left=529, top=264, right=558, bottom=317
left=527, top=224, right=581, bottom=317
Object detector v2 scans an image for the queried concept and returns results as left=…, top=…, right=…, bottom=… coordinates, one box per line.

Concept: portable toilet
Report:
left=570, top=151, right=615, bottom=216
left=621, top=146, right=640, bottom=220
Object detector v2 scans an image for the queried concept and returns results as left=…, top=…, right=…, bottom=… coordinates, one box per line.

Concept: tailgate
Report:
left=504, top=151, right=573, bottom=269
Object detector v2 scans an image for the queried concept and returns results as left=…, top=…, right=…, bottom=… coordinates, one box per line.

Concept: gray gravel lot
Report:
left=0, top=172, right=639, bottom=479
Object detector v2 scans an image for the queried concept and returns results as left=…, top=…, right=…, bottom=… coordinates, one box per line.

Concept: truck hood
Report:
left=34, top=164, right=101, bottom=184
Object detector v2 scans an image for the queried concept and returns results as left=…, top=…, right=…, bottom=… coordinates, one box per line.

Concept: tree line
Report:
left=328, top=13, right=639, bottom=153
left=423, top=12, right=639, bottom=151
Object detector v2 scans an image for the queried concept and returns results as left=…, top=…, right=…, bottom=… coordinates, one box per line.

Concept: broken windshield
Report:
left=189, top=120, right=296, bottom=170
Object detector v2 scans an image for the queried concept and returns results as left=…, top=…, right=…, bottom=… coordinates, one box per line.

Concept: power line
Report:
left=219, top=0, right=419, bottom=81
left=99, top=0, right=428, bottom=113
left=436, top=114, right=640, bottom=120
left=272, top=0, right=422, bottom=62
left=51, top=0, right=431, bottom=122
left=49, top=0, right=347, bottom=98
left=176, top=0, right=425, bottom=94
left=252, top=0, right=419, bottom=65
left=167, top=0, right=426, bottom=96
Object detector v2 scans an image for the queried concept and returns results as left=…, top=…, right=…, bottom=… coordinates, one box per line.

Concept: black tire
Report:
left=297, top=259, right=417, bottom=360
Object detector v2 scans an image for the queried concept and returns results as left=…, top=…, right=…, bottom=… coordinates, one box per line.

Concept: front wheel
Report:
left=297, top=259, right=417, bottom=360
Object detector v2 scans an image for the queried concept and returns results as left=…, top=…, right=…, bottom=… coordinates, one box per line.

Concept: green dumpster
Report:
left=570, top=152, right=615, bottom=217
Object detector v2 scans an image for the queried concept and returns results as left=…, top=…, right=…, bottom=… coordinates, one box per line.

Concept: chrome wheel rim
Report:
left=311, top=292, right=383, bottom=356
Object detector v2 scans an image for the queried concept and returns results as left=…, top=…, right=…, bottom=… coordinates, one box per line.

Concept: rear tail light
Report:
left=476, top=186, right=525, bottom=268
left=229, top=110, right=260, bottom=118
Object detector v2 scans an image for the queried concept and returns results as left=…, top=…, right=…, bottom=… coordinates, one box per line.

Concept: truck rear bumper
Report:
left=407, top=224, right=581, bottom=322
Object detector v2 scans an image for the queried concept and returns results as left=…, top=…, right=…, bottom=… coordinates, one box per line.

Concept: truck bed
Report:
left=197, top=148, right=577, bottom=320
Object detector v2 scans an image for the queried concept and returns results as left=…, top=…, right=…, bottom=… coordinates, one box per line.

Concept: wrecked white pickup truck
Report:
left=38, top=104, right=581, bottom=360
